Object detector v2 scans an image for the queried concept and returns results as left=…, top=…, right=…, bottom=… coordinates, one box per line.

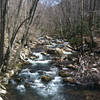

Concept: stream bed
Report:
left=7, top=43, right=100, bottom=100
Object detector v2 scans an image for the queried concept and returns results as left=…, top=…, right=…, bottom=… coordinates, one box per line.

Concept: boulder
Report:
left=46, top=48, right=56, bottom=54
left=91, top=68, right=99, bottom=73
left=25, top=82, right=30, bottom=88
left=29, top=43, right=36, bottom=49
left=22, top=47, right=31, bottom=56
left=41, top=52, right=49, bottom=56
left=66, top=64, right=77, bottom=70
left=21, top=60, right=30, bottom=66
left=59, top=70, right=72, bottom=77
left=55, top=48, right=64, bottom=56
left=38, top=40, right=45, bottom=45
left=0, top=97, right=3, bottom=100
left=41, top=75, right=52, bottom=82
left=0, top=83, right=6, bottom=90
left=65, top=47, right=72, bottom=52
left=0, top=88, right=7, bottom=94
left=30, top=56, right=37, bottom=60
left=20, top=47, right=32, bottom=62
left=14, top=77, right=24, bottom=83
left=46, top=48, right=65, bottom=56
left=45, top=35, right=52, bottom=40
left=63, top=77, right=75, bottom=84
left=2, top=77, right=9, bottom=85
left=6, top=70, right=15, bottom=78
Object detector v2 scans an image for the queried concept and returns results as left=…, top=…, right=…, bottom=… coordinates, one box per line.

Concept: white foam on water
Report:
left=16, top=85, right=26, bottom=93
left=46, top=45, right=55, bottom=48
left=63, top=51, right=72, bottom=55
left=31, top=79, right=45, bottom=88
left=19, top=71, right=39, bottom=82
left=44, top=71, right=56, bottom=76
left=43, top=67, right=58, bottom=77
left=16, top=49, right=65, bottom=98
left=52, top=76, right=62, bottom=83
left=21, top=68, right=30, bottom=73
left=41, top=76, right=62, bottom=97
left=35, top=60, right=51, bottom=64
left=62, top=68, right=69, bottom=71
left=56, top=39, right=62, bottom=43
left=51, top=43, right=57, bottom=47
left=30, top=76, right=62, bottom=97
left=33, top=52, right=43, bottom=60
left=27, top=59, right=37, bottom=66
left=27, top=59, right=51, bottom=65
left=50, top=67, right=58, bottom=72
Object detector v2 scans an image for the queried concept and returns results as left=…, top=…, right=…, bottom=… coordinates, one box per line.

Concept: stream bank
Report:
left=2, top=35, right=100, bottom=100
left=18, top=35, right=100, bottom=87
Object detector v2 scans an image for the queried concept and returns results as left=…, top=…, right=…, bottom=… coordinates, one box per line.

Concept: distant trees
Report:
left=34, top=0, right=100, bottom=50
left=88, top=0, right=96, bottom=49
left=0, top=0, right=39, bottom=70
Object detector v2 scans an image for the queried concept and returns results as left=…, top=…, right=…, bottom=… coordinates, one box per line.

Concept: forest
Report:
left=0, top=0, right=100, bottom=100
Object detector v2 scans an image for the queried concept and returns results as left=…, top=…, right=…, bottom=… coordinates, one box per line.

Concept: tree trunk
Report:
left=80, top=0, right=84, bottom=53
left=89, top=0, right=96, bottom=50
left=0, top=0, right=7, bottom=68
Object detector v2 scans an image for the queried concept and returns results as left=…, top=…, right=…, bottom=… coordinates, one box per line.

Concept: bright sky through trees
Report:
left=40, top=0, right=61, bottom=6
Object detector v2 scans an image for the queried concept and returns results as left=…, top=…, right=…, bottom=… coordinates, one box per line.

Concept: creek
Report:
left=7, top=40, right=100, bottom=100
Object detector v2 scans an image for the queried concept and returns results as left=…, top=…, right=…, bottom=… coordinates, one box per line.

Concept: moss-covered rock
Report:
left=66, top=64, right=77, bottom=70
left=41, top=75, right=52, bottom=82
left=59, top=70, right=72, bottom=77
left=63, top=77, right=75, bottom=84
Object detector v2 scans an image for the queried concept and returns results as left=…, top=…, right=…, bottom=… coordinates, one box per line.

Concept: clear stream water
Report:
left=7, top=50, right=100, bottom=100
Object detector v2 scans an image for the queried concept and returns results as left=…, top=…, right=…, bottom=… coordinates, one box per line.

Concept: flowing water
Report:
left=7, top=47, right=100, bottom=100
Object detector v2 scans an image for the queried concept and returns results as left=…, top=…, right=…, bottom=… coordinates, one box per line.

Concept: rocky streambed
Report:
left=6, top=36, right=100, bottom=100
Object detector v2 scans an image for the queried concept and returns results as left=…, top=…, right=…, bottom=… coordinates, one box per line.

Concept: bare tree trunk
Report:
left=4, top=0, right=23, bottom=67
left=88, top=0, right=96, bottom=50
left=12, top=0, right=39, bottom=65
left=0, top=0, right=8, bottom=68
left=4, top=0, right=39, bottom=66
left=59, top=18, right=63, bottom=38
left=80, top=0, right=84, bottom=53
